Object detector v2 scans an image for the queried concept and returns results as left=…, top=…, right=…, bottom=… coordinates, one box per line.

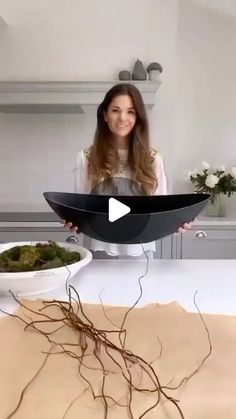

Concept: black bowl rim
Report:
left=44, top=192, right=211, bottom=217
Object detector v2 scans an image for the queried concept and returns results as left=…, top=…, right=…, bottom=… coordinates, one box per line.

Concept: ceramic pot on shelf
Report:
left=132, top=59, right=147, bottom=80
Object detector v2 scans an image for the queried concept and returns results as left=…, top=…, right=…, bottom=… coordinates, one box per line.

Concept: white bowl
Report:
left=0, top=241, right=92, bottom=297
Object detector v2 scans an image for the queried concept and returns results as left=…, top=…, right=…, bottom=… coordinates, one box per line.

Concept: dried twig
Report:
left=6, top=345, right=53, bottom=419
left=0, top=256, right=212, bottom=419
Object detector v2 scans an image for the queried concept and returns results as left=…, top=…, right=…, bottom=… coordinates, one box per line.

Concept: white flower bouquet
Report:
left=187, top=161, right=236, bottom=203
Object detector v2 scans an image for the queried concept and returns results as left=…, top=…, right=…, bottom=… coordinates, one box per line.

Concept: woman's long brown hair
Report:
left=88, top=83, right=158, bottom=195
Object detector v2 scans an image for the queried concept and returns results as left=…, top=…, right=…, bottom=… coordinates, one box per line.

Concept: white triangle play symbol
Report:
left=108, top=198, right=131, bottom=222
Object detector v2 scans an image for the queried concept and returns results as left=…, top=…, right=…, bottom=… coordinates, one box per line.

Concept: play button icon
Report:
left=109, top=198, right=130, bottom=222
left=85, top=176, right=150, bottom=243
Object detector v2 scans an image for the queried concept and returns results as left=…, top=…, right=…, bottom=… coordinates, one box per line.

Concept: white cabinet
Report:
left=0, top=226, right=167, bottom=260
left=172, top=220, right=236, bottom=259
left=1, top=218, right=236, bottom=260
left=158, top=235, right=172, bottom=259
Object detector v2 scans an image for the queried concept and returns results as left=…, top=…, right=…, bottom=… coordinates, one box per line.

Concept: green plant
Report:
left=0, top=241, right=81, bottom=272
left=187, top=161, right=236, bottom=203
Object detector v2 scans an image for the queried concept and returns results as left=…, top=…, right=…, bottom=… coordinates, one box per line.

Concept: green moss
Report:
left=0, top=241, right=81, bottom=272
left=40, top=257, right=64, bottom=270
left=2, top=246, right=21, bottom=261
left=38, top=247, right=57, bottom=261
left=19, top=246, right=38, bottom=267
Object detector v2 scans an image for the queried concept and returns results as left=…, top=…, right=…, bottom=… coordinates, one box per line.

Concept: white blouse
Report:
left=74, top=148, right=168, bottom=256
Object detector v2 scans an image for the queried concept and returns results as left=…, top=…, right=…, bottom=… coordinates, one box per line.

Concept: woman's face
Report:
left=104, top=94, right=137, bottom=139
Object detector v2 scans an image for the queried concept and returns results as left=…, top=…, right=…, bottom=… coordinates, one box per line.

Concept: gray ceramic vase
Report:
left=132, top=59, right=147, bottom=80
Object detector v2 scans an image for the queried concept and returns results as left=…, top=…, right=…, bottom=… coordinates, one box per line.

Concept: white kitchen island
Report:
left=1, top=259, right=236, bottom=316
left=1, top=259, right=236, bottom=419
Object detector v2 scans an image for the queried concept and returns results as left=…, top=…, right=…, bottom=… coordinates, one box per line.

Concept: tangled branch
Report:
left=1, top=252, right=212, bottom=419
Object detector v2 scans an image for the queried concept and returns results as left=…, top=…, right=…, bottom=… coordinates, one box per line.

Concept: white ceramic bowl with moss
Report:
left=0, top=241, right=92, bottom=297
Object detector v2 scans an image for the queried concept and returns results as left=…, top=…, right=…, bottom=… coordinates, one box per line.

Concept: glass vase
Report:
left=205, top=194, right=226, bottom=217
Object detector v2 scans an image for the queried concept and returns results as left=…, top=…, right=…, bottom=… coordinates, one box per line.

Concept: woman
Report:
left=65, top=83, right=192, bottom=256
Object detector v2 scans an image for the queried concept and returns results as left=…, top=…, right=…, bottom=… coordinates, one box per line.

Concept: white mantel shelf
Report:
left=0, top=80, right=161, bottom=114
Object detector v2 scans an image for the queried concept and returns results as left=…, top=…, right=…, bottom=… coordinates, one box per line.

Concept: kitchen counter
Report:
left=0, top=212, right=58, bottom=222
left=0, top=203, right=60, bottom=227
left=1, top=259, right=235, bottom=316
left=0, top=212, right=61, bottom=229
left=0, top=213, right=60, bottom=230
left=0, top=208, right=236, bottom=227
left=1, top=214, right=236, bottom=231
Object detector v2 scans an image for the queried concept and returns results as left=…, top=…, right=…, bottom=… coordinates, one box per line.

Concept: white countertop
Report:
left=1, top=259, right=236, bottom=317
left=194, top=216, right=236, bottom=226
left=0, top=221, right=61, bottom=227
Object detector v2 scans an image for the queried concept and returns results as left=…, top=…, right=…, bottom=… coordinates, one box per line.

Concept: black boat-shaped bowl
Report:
left=44, top=192, right=210, bottom=244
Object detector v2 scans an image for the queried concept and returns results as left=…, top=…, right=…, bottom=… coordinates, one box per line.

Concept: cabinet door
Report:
left=177, top=229, right=236, bottom=259
left=160, top=235, right=172, bottom=259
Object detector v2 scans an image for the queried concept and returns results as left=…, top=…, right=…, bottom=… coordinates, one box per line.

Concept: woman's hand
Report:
left=60, top=219, right=80, bottom=233
left=175, top=221, right=194, bottom=234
